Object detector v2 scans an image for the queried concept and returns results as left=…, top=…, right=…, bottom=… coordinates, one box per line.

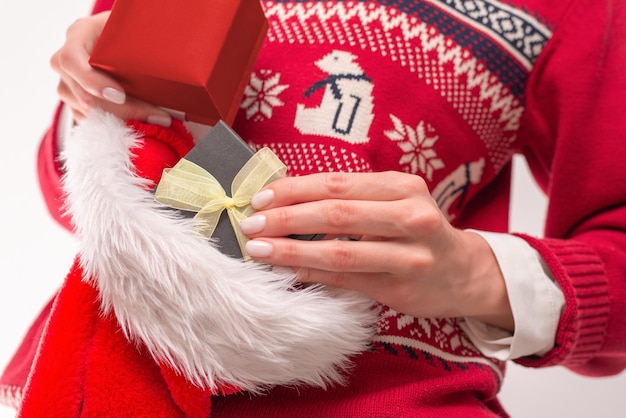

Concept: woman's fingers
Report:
left=56, top=80, right=87, bottom=120
left=50, top=11, right=172, bottom=125
left=239, top=171, right=509, bottom=321
left=242, top=197, right=438, bottom=238
left=244, top=237, right=454, bottom=318
left=51, top=13, right=119, bottom=100
left=244, top=172, right=439, bottom=238
left=252, top=171, right=431, bottom=209
left=245, top=237, right=429, bottom=276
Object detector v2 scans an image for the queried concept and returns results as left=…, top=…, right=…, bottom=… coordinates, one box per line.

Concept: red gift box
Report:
left=89, top=0, right=268, bottom=126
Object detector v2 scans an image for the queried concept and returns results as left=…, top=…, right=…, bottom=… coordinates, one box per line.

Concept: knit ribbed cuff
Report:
left=512, top=234, right=609, bottom=369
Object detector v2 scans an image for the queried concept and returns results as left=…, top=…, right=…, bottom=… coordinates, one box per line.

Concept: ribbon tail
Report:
left=194, top=209, right=224, bottom=240
left=227, top=209, right=251, bottom=261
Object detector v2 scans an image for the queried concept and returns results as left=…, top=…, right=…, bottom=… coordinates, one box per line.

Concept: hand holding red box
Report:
left=89, top=0, right=268, bottom=126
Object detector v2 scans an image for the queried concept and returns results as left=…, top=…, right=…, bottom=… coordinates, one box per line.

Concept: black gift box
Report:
left=157, top=121, right=322, bottom=259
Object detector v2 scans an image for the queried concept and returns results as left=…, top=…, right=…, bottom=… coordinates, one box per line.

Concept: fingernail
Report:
left=251, top=189, right=274, bottom=209
left=240, top=215, right=266, bottom=235
left=102, top=87, right=126, bottom=104
left=147, top=114, right=172, bottom=127
left=245, top=240, right=273, bottom=258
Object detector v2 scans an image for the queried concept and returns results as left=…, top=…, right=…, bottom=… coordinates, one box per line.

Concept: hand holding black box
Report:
left=154, top=121, right=322, bottom=259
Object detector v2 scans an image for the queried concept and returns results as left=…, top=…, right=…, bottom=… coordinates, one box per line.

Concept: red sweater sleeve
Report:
left=36, top=0, right=201, bottom=232
left=515, top=0, right=626, bottom=376
left=37, top=104, right=73, bottom=231
left=36, top=0, right=115, bottom=230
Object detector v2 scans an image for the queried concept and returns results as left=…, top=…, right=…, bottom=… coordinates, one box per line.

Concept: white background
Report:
left=1, top=1, right=625, bottom=417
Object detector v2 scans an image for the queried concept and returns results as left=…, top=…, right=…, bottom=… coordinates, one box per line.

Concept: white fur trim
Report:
left=60, top=110, right=377, bottom=392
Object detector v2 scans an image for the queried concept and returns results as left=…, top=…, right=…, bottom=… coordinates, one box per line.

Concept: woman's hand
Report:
left=240, top=171, right=514, bottom=331
left=50, top=11, right=171, bottom=126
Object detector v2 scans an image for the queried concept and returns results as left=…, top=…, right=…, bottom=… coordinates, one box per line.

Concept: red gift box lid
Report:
left=89, top=0, right=268, bottom=126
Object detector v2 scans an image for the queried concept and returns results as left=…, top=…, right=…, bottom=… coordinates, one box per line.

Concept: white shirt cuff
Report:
left=459, top=231, right=565, bottom=361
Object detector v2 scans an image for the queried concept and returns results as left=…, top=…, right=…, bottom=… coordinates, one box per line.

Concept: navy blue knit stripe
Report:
left=267, top=0, right=544, bottom=98
left=411, top=1, right=528, bottom=97
left=402, top=345, right=420, bottom=360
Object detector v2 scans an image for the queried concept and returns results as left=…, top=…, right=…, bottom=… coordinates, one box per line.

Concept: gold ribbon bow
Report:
left=154, top=147, right=286, bottom=260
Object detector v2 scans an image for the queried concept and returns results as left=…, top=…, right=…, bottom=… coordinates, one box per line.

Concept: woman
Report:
left=2, top=0, right=625, bottom=416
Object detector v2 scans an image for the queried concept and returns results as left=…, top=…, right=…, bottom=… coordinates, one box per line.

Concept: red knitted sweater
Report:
left=2, top=1, right=625, bottom=417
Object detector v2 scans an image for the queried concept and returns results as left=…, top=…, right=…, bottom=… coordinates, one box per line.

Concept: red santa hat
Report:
left=16, top=111, right=377, bottom=417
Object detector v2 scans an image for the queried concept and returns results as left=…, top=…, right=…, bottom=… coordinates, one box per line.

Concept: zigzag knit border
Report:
left=372, top=335, right=505, bottom=383
left=263, top=1, right=523, bottom=170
